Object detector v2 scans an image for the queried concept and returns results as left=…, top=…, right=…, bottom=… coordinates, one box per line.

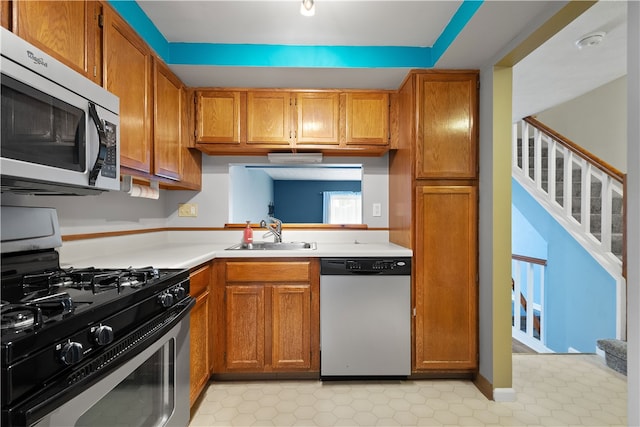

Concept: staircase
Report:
left=516, top=138, right=624, bottom=260
left=512, top=116, right=627, bottom=342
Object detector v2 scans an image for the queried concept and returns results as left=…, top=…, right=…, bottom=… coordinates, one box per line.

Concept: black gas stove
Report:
left=0, top=207, right=194, bottom=427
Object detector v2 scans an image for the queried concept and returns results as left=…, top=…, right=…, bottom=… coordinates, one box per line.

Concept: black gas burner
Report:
left=0, top=305, right=43, bottom=334
left=25, top=292, right=74, bottom=314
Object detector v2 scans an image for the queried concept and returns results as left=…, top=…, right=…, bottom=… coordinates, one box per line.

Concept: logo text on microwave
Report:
left=27, top=50, right=48, bottom=68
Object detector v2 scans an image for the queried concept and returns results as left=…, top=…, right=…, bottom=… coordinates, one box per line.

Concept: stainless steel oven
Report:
left=1, top=207, right=194, bottom=427
left=33, top=317, right=190, bottom=427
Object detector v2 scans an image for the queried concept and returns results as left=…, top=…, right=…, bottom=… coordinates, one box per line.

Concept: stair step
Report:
left=597, top=339, right=627, bottom=375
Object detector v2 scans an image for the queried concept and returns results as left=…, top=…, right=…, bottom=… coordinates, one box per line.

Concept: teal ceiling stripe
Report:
left=169, top=44, right=431, bottom=68
left=432, top=0, right=484, bottom=64
left=110, top=0, right=481, bottom=69
left=107, top=0, right=169, bottom=59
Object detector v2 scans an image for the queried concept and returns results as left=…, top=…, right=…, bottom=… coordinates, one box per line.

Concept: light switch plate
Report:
left=372, top=203, right=382, bottom=217
left=178, top=203, right=198, bottom=217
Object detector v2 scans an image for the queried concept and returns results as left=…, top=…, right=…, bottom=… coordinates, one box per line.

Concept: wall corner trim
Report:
left=494, top=388, right=517, bottom=402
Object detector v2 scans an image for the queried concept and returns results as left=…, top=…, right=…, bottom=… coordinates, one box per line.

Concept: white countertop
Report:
left=60, top=232, right=412, bottom=270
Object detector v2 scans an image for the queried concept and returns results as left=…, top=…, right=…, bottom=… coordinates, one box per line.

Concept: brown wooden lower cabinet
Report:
left=414, top=185, right=478, bottom=372
left=213, top=259, right=319, bottom=375
left=189, top=263, right=211, bottom=407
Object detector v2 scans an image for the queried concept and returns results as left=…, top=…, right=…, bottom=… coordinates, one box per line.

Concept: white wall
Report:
left=536, top=76, right=627, bottom=173
left=164, top=154, right=390, bottom=228
left=0, top=188, right=167, bottom=235
left=1, top=153, right=389, bottom=235
left=229, top=166, right=272, bottom=223
left=626, top=2, right=640, bottom=424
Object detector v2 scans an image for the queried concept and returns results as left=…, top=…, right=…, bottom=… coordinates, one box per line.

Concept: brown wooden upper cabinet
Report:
left=11, top=0, right=101, bottom=84
left=295, top=92, right=340, bottom=145
left=345, top=92, right=390, bottom=145
left=247, top=91, right=294, bottom=145
left=247, top=91, right=340, bottom=146
left=153, top=59, right=182, bottom=181
left=196, top=91, right=243, bottom=144
left=195, top=89, right=390, bottom=154
left=416, top=72, right=478, bottom=179
left=103, top=6, right=153, bottom=174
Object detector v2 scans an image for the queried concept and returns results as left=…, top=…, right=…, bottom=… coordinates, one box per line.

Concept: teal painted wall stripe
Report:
left=108, top=0, right=482, bottom=69
left=169, top=44, right=431, bottom=68
left=107, top=0, right=169, bottom=59
left=432, top=0, right=484, bottom=64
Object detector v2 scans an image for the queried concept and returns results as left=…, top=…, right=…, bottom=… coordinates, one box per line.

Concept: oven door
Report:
left=32, top=317, right=190, bottom=427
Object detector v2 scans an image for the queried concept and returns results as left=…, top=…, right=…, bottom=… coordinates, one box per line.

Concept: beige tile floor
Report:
left=189, top=354, right=627, bottom=426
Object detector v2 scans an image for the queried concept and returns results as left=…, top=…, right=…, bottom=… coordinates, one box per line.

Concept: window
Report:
left=323, top=191, right=362, bottom=224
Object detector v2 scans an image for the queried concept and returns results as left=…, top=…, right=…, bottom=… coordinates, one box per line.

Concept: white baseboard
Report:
left=494, top=388, right=517, bottom=402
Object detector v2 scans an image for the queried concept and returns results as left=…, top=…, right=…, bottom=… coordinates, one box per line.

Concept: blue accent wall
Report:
left=274, top=181, right=360, bottom=223
left=512, top=205, right=548, bottom=259
left=107, top=0, right=483, bottom=69
left=108, top=1, right=169, bottom=58
left=512, top=178, right=617, bottom=353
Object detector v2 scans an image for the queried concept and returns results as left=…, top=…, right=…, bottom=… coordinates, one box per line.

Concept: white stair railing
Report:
left=512, top=117, right=627, bottom=340
left=512, top=255, right=551, bottom=353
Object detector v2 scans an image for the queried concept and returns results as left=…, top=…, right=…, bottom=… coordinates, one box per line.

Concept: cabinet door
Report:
left=103, top=8, right=152, bottom=173
left=271, top=285, right=312, bottom=370
left=345, top=92, right=389, bottom=145
left=153, top=60, right=182, bottom=180
left=178, top=89, right=202, bottom=190
left=416, top=73, right=478, bottom=179
left=190, top=290, right=209, bottom=407
left=414, top=185, right=477, bottom=371
left=225, top=285, right=265, bottom=370
left=189, top=264, right=211, bottom=406
left=196, top=91, right=242, bottom=143
left=247, top=92, right=292, bottom=144
left=295, top=92, right=339, bottom=145
left=1, top=1, right=9, bottom=29
left=14, top=1, right=96, bottom=79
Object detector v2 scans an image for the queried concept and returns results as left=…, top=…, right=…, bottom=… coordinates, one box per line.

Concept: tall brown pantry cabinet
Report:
left=390, top=70, right=479, bottom=374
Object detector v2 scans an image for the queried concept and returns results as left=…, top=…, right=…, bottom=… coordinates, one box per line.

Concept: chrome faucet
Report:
left=260, top=217, right=283, bottom=243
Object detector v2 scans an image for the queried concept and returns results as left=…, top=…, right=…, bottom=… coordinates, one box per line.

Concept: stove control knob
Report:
left=60, top=341, right=84, bottom=366
left=93, top=324, right=114, bottom=346
left=172, top=286, right=186, bottom=300
left=158, top=292, right=174, bottom=308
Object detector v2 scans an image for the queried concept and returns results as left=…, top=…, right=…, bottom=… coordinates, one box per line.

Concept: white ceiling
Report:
left=135, top=0, right=627, bottom=121
left=513, top=0, right=627, bottom=121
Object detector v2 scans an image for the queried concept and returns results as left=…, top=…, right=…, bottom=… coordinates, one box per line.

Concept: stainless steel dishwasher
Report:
left=320, top=257, right=411, bottom=378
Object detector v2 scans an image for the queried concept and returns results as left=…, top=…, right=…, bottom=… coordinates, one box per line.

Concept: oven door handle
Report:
left=87, top=102, right=107, bottom=187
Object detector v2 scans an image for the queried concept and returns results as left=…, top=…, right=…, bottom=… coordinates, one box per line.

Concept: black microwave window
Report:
left=1, top=73, right=86, bottom=172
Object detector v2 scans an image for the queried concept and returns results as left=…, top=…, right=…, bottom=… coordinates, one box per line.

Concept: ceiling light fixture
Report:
left=575, top=31, right=606, bottom=49
left=300, top=0, right=315, bottom=17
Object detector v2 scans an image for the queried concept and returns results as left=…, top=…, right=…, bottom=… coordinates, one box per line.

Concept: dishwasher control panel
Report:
left=321, top=258, right=411, bottom=275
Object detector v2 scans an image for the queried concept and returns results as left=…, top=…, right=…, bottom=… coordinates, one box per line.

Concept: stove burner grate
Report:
left=0, top=305, right=43, bottom=334
left=20, top=266, right=162, bottom=297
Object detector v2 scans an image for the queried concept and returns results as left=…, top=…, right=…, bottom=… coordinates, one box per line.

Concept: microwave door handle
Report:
left=88, top=102, right=108, bottom=186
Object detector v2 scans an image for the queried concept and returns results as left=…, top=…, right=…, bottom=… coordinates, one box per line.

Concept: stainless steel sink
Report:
left=225, top=241, right=317, bottom=251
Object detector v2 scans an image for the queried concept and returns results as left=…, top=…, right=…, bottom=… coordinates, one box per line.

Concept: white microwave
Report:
left=0, top=28, right=120, bottom=195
